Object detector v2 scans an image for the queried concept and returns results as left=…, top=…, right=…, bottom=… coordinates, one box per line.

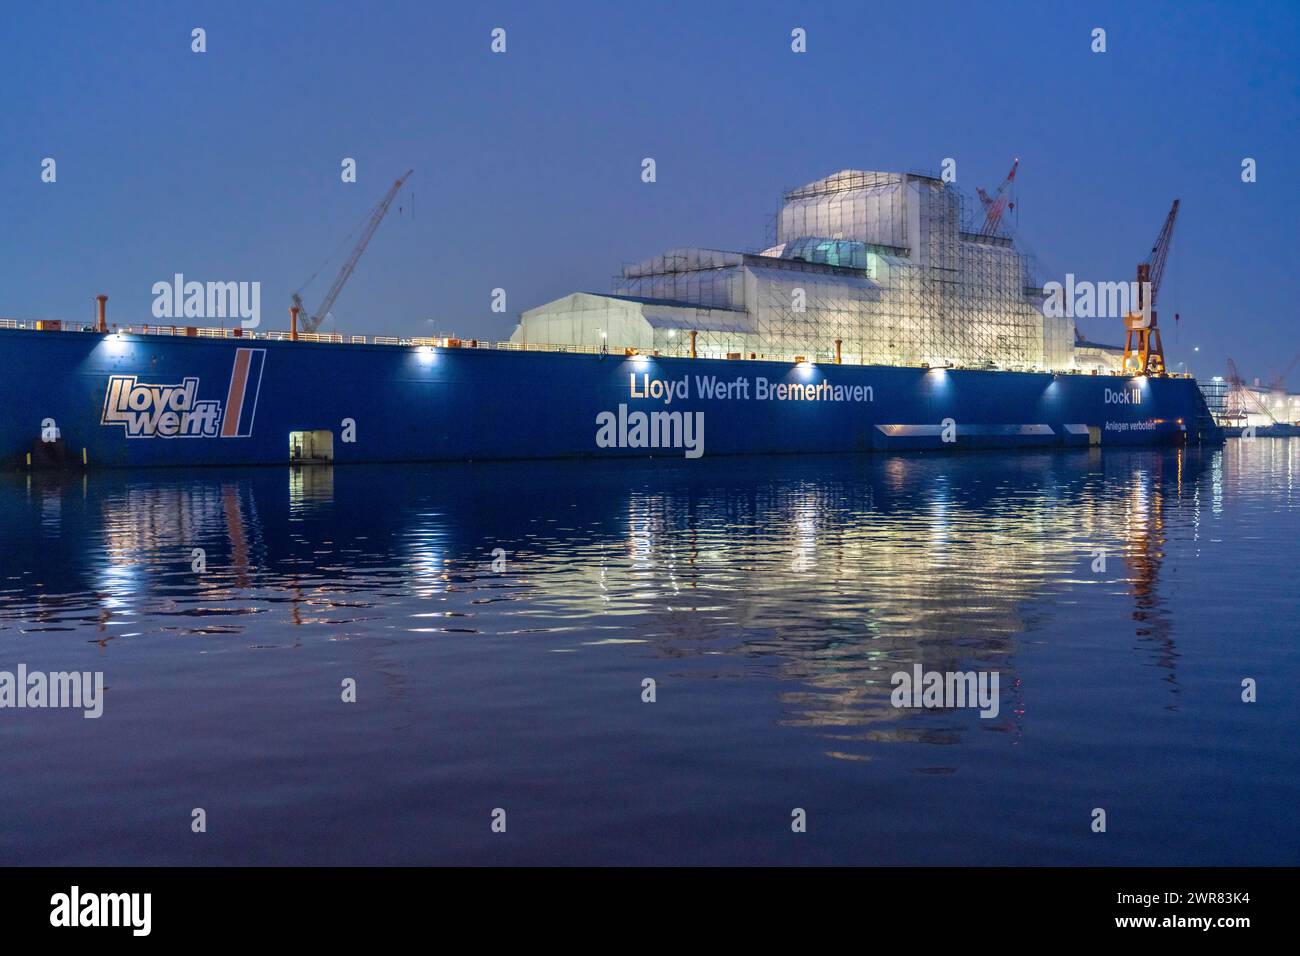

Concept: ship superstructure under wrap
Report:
left=514, top=170, right=1086, bottom=371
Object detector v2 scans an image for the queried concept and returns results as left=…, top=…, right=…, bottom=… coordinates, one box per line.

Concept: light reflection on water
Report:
left=0, top=441, right=1297, bottom=865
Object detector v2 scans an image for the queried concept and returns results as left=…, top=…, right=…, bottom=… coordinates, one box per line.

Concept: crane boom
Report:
left=1225, top=358, right=1276, bottom=426
left=1122, top=198, right=1180, bottom=376
left=1143, top=198, right=1179, bottom=311
left=293, top=170, right=412, bottom=333
left=1271, top=351, right=1300, bottom=391
left=976, top=157, right=1019, bottom=236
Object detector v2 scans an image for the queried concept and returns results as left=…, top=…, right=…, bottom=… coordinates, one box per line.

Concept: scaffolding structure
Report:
left=519, top=169, right=1076, bottom=369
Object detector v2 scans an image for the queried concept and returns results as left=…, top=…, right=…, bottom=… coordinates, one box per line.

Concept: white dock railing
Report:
left=0, top=318, right=1196, bottom=378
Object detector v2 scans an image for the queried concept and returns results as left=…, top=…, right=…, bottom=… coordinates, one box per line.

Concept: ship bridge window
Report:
left=779, top=237, right=871, bottom=271
left=289, top=430, right=334, bottom=463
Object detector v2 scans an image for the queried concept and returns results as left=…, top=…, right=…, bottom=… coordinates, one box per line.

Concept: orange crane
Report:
left=1122, top=199, right=1179, bottom=376
left=292, top=169, right=412, bottom=335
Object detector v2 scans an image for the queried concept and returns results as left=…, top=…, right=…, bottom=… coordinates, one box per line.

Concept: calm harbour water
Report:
left=1, top=441, right=1297, bottom=866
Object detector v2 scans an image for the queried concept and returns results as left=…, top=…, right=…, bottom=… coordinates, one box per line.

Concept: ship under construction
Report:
left=0, top=165, right=1221, bottom=470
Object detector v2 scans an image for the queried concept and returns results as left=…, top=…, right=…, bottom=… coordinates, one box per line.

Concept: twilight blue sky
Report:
left=2, top=0, right=1297, bottom=382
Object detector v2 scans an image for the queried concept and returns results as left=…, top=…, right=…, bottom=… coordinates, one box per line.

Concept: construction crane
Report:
left=975, top=157, right=1018, bottom=236
left=1269, top=351, right=1300, bottom=392
left=1121, top=198, right=1179, bottom=376
left=975, top=159, right=1089, bottom=350
left=291, top=169, right=412, bottom=335
left=1224, top=358, right=1276, bottom=427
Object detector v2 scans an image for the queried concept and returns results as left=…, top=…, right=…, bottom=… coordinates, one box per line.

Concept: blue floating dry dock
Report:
left=0, top=326, right=1218, bottom=469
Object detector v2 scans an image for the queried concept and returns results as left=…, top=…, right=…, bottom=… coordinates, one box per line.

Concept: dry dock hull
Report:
left=0, top=330, right=1216, bottom=469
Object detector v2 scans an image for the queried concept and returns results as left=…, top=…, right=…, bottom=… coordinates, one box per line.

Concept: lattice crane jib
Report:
left=293, top=170, right=413, bottom=335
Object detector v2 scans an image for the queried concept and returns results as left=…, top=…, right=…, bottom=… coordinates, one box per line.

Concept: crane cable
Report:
left=1169, top=225, right=1178, bottom=342
left=293, top=193, right=390, bottom=299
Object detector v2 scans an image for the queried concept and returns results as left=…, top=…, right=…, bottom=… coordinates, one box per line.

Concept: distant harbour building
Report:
left=1200, top=375, right=1300, bottom=429
left=1251, top=388, right=1300, bottom=425
left=513, top=169, right=1124, bottom=372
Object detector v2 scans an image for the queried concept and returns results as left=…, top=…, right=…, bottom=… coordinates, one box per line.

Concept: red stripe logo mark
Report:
left=221, top=349, right=251, bottom=438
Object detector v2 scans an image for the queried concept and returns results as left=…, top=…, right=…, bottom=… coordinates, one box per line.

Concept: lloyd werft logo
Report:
left=101, top=348, right=265, bottom=438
